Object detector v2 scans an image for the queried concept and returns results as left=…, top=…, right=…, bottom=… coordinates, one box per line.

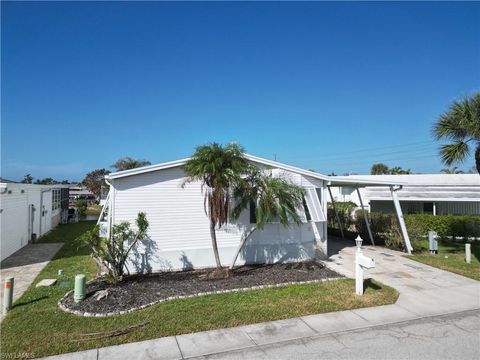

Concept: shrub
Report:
left=75, top=199, right=88, bottom=218
left=404, top=214, right=480, bottom=239
left=80, top=212, right=149, bottom=283
left=327, top=201, right=357, bottom=231
left=350, top=212, right=480, bottom=251
left=353, top=210, right=406, bottom=250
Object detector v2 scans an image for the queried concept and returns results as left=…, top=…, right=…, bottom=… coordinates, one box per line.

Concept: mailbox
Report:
left=355, top=236, right=376, bottom=295
left=357, top=254, right=375, bottom=269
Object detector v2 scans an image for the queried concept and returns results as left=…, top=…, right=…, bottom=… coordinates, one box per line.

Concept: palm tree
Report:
left=440, top=166, right=464, bottom=174
left=183, top=142, right=250, bottom=269
left=371, top=163, right=389, bottom=175
left=389, top=166, right=411, bottom=175
left=112, top=157, right=151, bottom=171
left=21, top=174, right=33, bottom=184
left=229, top=171, right=305, bottom=269
left=433, top=93, right=480, bottom=173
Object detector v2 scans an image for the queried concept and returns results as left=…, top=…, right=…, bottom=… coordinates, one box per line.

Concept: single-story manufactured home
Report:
left=0, top=183, right=69, bottom=261
left=328, top=174, right=480, bottom=216
left=99, top=155, right=411, bottom=272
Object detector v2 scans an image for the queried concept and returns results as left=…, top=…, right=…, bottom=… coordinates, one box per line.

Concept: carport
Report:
left=326, top=177, right=413, bottom=254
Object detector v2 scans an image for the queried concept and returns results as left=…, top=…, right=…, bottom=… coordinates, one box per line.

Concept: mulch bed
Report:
left=61, top=261, right=341, bottom=315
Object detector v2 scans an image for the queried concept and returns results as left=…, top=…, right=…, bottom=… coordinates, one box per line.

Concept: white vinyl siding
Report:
left=1, top=188, right=29, bottom=261
left=110, top=166, right=328, bottom=271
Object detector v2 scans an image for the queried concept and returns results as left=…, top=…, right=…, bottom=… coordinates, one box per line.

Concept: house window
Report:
left=303, top=196, right=311, bottom=221
left=52, top=189, right=61, bottom=210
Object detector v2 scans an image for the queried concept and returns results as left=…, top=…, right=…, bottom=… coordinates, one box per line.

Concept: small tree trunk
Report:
left=210, top=218, right=222, bottom=268
left=229, top=226, right=257, bottom=270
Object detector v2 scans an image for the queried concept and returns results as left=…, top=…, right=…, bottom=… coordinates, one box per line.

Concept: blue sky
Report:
left=2, top=1, right=479, bottom=181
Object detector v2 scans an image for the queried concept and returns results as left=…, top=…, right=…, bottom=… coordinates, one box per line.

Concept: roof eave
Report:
left=106, top=154, right=331, bottom=181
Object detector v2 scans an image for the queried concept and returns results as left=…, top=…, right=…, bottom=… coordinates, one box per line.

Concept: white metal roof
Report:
left=106, top=154, right=332, bottom=181
left=335, top=174, right=480, bottom=187
left=106, top=154, right=406, bottom=187
left=327, top=176, right=405, bottom=187
left=0, top=182, right=69, bottom=190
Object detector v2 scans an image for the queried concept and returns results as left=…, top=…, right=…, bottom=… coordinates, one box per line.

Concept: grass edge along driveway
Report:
left=1, top=221, right=398, bottom=359
left=407, top=239, right=480, bottom=281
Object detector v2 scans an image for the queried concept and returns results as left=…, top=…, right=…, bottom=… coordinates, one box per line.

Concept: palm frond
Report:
left=439, top=142, right=470, bottom=165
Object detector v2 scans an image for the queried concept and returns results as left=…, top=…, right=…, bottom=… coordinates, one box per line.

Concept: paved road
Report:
left=195, top=310, right=480, bottom=360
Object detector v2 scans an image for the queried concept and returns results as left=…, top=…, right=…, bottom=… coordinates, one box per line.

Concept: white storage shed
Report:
left=0, top=183, right=69, bottom=261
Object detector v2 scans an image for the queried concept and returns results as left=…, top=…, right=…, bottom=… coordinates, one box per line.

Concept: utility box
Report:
left=428, top=231, right=438, bottom=254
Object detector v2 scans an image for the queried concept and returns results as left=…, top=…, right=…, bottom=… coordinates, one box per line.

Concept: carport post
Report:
left=327, top=186, right=345, bottom=240
left=356, top=187, right=375, bottom=246
left=390, top=186, right=413, bottom=255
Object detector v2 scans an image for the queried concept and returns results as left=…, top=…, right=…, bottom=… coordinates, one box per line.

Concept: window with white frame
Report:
left=52, top=189, right=61, bottom=210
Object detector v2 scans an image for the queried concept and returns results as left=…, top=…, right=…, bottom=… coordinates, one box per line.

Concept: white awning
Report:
left=304, top=187, right=326, bottom=222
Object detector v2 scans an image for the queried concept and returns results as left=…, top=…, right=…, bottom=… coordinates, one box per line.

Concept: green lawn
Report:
left=86, top=204, right=102, bottom=216
left=408, top=239, right=480, bottom=281
left=1, top=222, right=398, bottom=358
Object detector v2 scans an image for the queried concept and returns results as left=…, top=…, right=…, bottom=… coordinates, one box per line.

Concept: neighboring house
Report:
left=68, top=184, right=95, bottom=205
left=328, top=174, right=480, bottom=216
left=0, top=183, right=69, bottom=261
left=99, top=155, right=406, bottom=272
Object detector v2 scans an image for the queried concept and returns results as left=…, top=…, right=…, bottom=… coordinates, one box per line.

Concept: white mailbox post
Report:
left=355, top=235, right=375, bottom=295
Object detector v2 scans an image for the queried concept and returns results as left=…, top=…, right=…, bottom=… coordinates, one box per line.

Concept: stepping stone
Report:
left=36, top=279, right=57, bottom=287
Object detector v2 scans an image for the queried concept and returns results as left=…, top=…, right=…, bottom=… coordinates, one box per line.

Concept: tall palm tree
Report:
left=433, top=93, right=480, bottom=173
left=229, top=172, right=305, bottom=269
left=183, top=142, right=250, bottom=268
left=113, top=157, right=151, bottom=171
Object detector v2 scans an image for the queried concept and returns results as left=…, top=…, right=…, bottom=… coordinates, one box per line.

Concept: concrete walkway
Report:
left=1, top=243, right=63, bottom=318
left=43, top=241, right=479, bottom=360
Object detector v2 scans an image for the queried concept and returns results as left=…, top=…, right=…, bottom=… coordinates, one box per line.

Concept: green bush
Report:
left=75, top=199, right=88, bottom=218
left=353, top=210, right=405, bottom=250
left=404, top=214, right=480, bottom=239
left=354, top=212, right=480, bottom=251
left=327, top=201, right=357, bottom=230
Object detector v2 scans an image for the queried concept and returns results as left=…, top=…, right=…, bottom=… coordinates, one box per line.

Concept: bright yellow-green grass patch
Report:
left=1, top=222, right=398, bottom=358
left=408, top=239, right=480, bottom=281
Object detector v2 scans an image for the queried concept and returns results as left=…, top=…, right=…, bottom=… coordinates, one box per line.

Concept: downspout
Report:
left=104, top=178, right=114, bottom=238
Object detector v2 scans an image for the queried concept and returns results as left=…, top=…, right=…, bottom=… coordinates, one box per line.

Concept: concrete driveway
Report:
left=326, top=238, right=480, bottom=317
left=1, top=243, right=63, bottom=318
